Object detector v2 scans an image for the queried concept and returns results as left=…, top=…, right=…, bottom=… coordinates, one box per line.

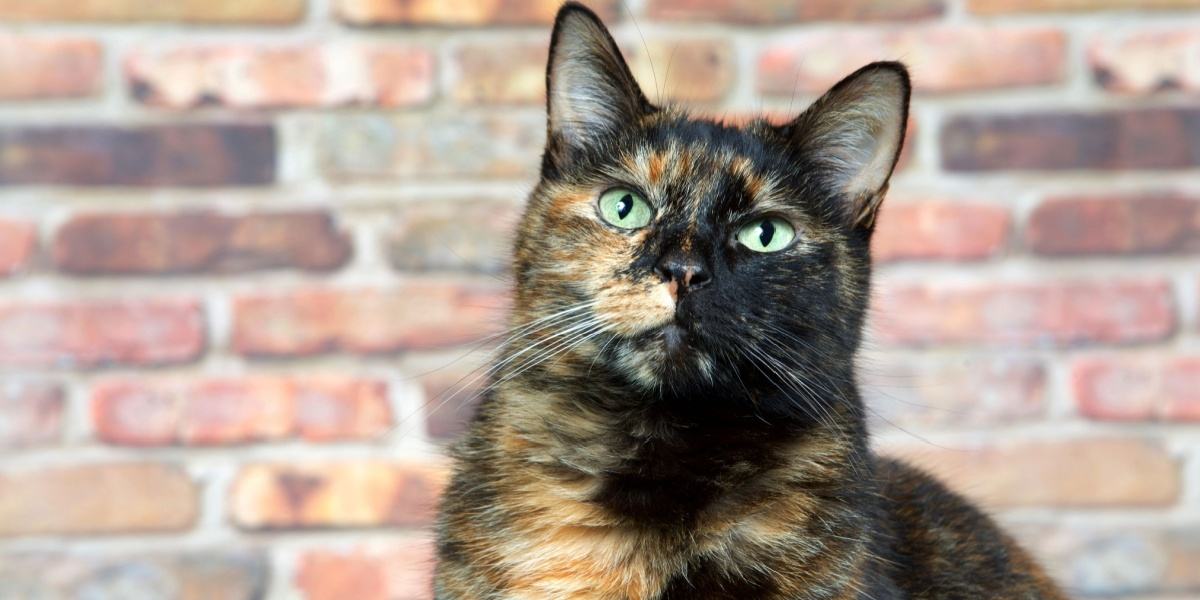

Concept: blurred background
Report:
left=0, top=0, right=1197, bottom=598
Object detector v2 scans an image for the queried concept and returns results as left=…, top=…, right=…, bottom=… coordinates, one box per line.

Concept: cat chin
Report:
left=611, top=329, right=716, bottom=390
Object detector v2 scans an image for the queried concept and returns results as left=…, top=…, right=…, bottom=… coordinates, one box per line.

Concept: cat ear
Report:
left=783, top=62, right=911, bottom=230
left=545, top=3, right=652, bottom=156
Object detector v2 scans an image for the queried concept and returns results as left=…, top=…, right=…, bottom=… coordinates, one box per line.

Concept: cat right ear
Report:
left=781, top=62, right=910, bottom=230
left=545, top=3, right=653, bottom=160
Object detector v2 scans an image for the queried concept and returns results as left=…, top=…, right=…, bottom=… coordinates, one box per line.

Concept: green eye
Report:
left=737, top=217, right=795, bottom=252
left=598, top=188, right=653, bottom=229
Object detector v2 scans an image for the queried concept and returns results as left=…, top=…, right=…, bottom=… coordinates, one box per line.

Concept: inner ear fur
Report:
left=545, top=2, right=654, bottom=157
left=783, top=62, right=911, bottom=230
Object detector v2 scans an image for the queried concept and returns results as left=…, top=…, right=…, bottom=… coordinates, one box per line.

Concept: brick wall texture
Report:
left=0, top=1, right=1198, bottom=598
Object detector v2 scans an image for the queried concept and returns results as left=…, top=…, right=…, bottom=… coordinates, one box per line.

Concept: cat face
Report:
left=508, top=4, right=909, bottom=402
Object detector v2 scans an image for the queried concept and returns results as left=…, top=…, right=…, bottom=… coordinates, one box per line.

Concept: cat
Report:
left=434, top=3, right=1066, bottom=599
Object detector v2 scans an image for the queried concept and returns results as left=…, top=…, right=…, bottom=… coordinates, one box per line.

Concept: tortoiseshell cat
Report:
left=435, top=4, right=1065, bottom=599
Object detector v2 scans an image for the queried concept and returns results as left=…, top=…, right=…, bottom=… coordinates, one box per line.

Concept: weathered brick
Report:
left=1090, top=30, right=1200, bottom=94
left=0, top=37, right=102, bottom=100
left=229, top=462, right=446, bottom=529
left=387, top=199, right=520, bottom=274
left=759, top=27, right=1064, bottom=94
left=336, top=0, right=618, bottom=25
left=452, top=39, right=732, bottom=105
left=233, top=283, right=507, bottom=358
left=0, top=552, right=267, bottom=599
left=882, top=438, right=1181, bottom=507
left=627, top=40, right=734, bottom=104
left=0, top=381, right=63, bottom=447
left=1010, top=524, right=1200, bottom=597
left=0, top=0, right=305, bottom=23
left=873, top=201, right=1010, bottom=262
left=0, top=300, right=205, bottom=368
left=862, top=357, right=1045, bottom=428
left=295, top=540, right=434, bottom=600
left=0, top=124, right=276, bottom=187
left=128, top=44, right=434, bottom=109
left=54, top=211, right=352, bottom=275
left=871, top=279, right=1174, bottom=348
left=93, top=378, right=391, bottom=446
left=0, top=463, right=198, bottom=535
left=451, top=42, right=546, bottom=105
left=1073, top=357, right=1200, bottom=421
left=319, top=114, right=543, bottom=181
left=0, top=219, right=36, bottom=276
left=1027, top=194, right=1200, bottom=256
left=969, top=0, right=1200, bottom=14
left=941, top=109, right=1200, bottom=171
left=648, top=0, right=944, bottom=22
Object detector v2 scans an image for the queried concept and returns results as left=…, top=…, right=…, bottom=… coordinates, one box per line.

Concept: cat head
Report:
left=509, top=3, right=909, bottom=411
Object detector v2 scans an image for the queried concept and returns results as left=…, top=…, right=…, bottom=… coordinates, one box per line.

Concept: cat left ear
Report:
left=782, top=62, right=911, bottom=230
left=545, top=3, right=653, bottom=158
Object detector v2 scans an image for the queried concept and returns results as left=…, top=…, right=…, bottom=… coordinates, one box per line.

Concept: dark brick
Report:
left=54, top=211, right=352, bottom=275
left=941, top=109, right=1200, bottom=171
left=0, top=124, right=276, bottom=187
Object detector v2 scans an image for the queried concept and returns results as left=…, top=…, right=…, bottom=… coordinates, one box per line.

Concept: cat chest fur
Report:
left=444, top=397, right=865, bottom=600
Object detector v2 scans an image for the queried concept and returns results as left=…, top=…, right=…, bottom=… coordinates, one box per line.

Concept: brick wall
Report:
left=0, top=0, right=1197, bottom=598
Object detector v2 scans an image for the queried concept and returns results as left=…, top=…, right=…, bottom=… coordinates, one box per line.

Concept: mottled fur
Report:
left=435, top=4, right=1065, bottom=599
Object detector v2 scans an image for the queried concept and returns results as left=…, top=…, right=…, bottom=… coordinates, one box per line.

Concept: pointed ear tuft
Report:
left=546, top=3, right=652, bottom=157
left=784, top=62, right=911, bottom=230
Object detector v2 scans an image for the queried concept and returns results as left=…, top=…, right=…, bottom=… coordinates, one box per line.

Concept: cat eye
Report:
left=598, top=188, right=653, bottom=230
left=737, top=217, right=796, bottom=253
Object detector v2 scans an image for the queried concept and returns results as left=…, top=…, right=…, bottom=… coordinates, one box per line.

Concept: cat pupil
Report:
left=617, top=195, right=633, bottom=219
left=758, top=220, right=775, bottom=246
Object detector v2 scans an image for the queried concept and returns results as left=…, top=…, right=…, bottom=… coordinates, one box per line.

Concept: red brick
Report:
left=229, top=462, right=446, bottom=529
left=0, top=219, right=35, bottom=276
left=0, top=124, right=276, bottom=187
left=1090, top=30, right=1200, bottom=94
left=873, top=201, right=1009, bottom=262
left=0, top=37, right=101, bottom=100
left=969, top=0, right=1200, bottom=14
left=387, top=199, right=520, bottom=274
left=648, top=0, right=944, bottom=22
left=872, top=279, right=1175, bottom=348
left=0, top=381, right=63, bottom=447
left=0, top=300, right=205, bottom=368
left=321, top=114, right=543, bottom=181
left=0, top=463, right=197, bottom=535
left=127, top=44, right=434, bottom=109
left=941, top=109, right=1200, bottom=171
left=295, top=540, right=434, bottom=600
left=54, top=211, right=352, bottom=275
left=1027, top=195, right=1200, bottom=256
left=0, top=0, right=304, bottom=23
left=863, top=357, right=1045, bottom=428
left=1073, top=357, right=1200, bottom=422
left=93, top=378, right=391, bottom=446
left=453, top=39, right=732, bottom=105
left=882, top=438, right=1181, bottom=507
left=0, top=552, right=267, bottom=599
left=233, top=284, right=507, bottom=358
left=759, top=27, right=1064, bottom=95
left=336, top=0, right=618, bottom=25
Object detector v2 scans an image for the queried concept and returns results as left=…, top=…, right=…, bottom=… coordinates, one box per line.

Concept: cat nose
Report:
left=655, top=255, right=711, bottom=292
